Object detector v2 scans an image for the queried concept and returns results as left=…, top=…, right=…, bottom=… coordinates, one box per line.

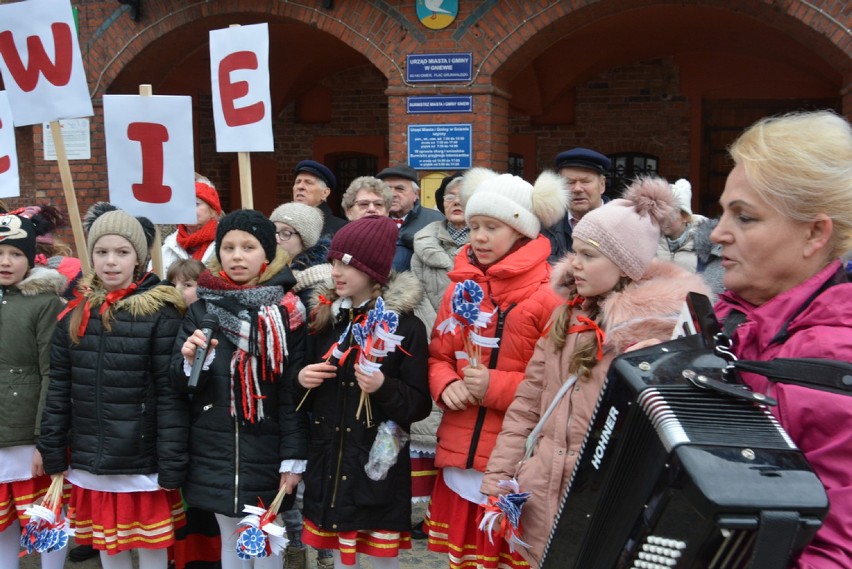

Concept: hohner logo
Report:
left=591, top=406, right=619, bottom=470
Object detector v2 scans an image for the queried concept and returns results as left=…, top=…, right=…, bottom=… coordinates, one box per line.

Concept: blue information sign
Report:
left=407, top=96, right=472, bottom=114
left=406, top=53, right=472, bottom=83
left=408, top=124, right=472, bottom=170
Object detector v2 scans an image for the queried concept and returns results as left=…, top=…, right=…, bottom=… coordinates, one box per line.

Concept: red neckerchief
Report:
left=540, top=295, right=586, bottom=338
left=57, top=274, right=147, bottom=338
left=176, top=219, right=217, bottom=260
left=566, top=315, right=606, bottom=361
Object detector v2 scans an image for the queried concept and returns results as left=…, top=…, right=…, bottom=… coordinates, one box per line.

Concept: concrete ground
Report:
left=19, top=503, right=447, bottom=569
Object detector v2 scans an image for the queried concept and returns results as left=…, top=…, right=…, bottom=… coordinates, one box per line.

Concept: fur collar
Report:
left=13, top=266, right=67, bottom=297
left=310, top=269, right=424, bottom=318
left=75, top=271, right=185, bottom=317
left=552, top=257, right=711, bottom=353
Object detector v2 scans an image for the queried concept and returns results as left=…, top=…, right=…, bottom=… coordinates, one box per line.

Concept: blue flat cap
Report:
left=376, top=164, right=419, bottom=184
left=554, top=148, right=611, bottom=174
left=295, top=160, right=336, bottom=190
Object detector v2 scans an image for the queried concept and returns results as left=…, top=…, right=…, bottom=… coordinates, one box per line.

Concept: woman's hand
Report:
left=181, top=329, right=219, bottom=365
left=354, top=364, right=385, bottom=394
left=462, top=365, right=490, bottom=401
left=298, top=362, right=337, bottom=389
left=441, top=380, right=478, bottom=411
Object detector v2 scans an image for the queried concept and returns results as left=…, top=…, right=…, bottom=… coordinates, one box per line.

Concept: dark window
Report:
left=330, top=156, right=379, bottom=215
left=607, top=153, right=659, bottom=198
left=508, top=154, right=524, bottom=177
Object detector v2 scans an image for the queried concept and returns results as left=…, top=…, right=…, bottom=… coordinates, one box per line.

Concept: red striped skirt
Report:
left=424, top=472, right=529, bottom=569
left=0, top=476, right=52, bottom=531
left=303, top=517, right=411, bottom=565
left=68, top=486, right=185, bottom=554
left=410, top=452, right=438, bottom=501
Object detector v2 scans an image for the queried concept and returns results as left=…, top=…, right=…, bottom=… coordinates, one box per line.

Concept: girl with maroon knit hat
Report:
left=161, top=174, right=223, bottom=271
left=297, top=215, right=431, bottom=569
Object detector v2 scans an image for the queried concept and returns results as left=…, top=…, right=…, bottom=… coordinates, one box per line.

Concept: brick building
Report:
left=3, top=0, right=851, bottom=221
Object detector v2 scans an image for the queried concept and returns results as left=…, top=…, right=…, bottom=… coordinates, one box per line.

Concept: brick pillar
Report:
left=842, top=74, right=852, bottom=122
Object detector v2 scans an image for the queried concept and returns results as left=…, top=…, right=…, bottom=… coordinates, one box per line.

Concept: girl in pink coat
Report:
left=481, top=177, right=709, bottom=568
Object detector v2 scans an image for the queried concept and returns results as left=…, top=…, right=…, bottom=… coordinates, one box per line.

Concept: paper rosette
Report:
left=478, top=479, right=531, bottom=553
left=235, top=503, right=289, bottom=560
left=21, top=475, right=73, bottom=556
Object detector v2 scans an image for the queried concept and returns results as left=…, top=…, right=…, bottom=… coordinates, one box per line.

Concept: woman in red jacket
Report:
left=424, top=168, right=566, bottom=569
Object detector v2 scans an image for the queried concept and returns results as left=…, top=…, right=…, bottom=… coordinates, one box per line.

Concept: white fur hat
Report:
left=461, top=168, right=567, bottom=239
left=670, top=178, right=693, bottom=216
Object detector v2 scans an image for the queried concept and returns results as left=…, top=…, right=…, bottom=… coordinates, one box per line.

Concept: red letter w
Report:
left=0, top=23, right=74, bottom=92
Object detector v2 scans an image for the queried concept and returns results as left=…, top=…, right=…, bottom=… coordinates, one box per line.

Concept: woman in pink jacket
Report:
left=424, top=168, right=566, bottom=569
left=712, top=111, right=852, bottom=569
left=481, top=177, right=709, bottom=568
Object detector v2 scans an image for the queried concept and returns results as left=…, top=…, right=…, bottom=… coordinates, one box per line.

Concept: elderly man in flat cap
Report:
left=376, top=163, right=444, bottom=271
left=542, top=147, right=611, bottom=263
left=292, top=159, right=348, bottom=236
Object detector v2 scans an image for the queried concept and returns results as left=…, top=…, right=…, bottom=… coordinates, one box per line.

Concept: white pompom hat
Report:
left=461, top=168, right=567, bottom=239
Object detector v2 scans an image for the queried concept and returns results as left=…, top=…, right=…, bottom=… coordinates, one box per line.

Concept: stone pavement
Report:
left=19, top=504, right=448, bottom=569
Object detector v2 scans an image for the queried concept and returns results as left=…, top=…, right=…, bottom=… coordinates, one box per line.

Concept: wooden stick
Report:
left=138, top=84, right=165, bottom=277
left=238, top=151, right=253, bottom=209
left=268, top=483, right=288, bottom=514
left=50, top=120, right=89, bottom=271
left=295, top=388, right=312, bottom=412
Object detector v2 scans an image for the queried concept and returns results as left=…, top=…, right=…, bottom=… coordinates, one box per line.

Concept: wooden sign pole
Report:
left=139, top=84, right=164, bottom=278
left=49, top=120, right=90, bottom=271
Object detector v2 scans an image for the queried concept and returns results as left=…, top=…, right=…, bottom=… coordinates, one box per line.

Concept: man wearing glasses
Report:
left=376, top=164, right=444, bottom=271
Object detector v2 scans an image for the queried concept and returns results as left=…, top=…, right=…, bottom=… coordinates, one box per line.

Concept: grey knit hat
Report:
left=87, top=209, right=149, bottom=268
left=269, top=202, right=323, bottom=249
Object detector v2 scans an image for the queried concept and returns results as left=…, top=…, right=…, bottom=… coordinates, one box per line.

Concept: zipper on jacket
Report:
left=95, top=333, right=106, bottom=468
left=234, top=419, right=240, bottom=514
left=330, top=312, right=354, bottom=509
left=465, top=304, right=515, bottom=469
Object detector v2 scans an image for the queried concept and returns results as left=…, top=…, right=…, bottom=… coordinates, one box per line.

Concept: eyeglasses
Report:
left=276, top=229, right=299, bottom=242
left=354, top=200, right=386, bottom=209
left=443, top=193, right=461, bottom=203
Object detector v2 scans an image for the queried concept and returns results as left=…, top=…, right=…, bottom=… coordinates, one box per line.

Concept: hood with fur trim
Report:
left=551, top=256, right=710, bottom=354
left=13, top=266, right=67, bottom=297
left=75, top=271, right=186, bottom=318
left=310, top=269, right=425, bottom=319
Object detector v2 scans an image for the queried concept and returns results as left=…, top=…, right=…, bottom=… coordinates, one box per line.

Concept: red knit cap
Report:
left=328, top=215, right=397, bottom=285
left=195, top=181, right=223, bottom=215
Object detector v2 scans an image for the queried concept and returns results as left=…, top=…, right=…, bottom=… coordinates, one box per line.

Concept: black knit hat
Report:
left=328, top=215, right=397, bottom=285
left=0, top=214, right=37, bottom=267
left=216, top=209, right=277, bottom=263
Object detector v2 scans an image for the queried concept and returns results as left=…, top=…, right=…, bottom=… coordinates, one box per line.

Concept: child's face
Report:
left=274, top=222, right=304, bottom=258
left=219, top=229, right=266, bottom=286
left=92, top=234, right=138, bottom=292
left=175, top=277, right=198, bottom=305
left=331, top=258, right=374, bottom=305
left=0, top=244, right=29, bottom=287
left=570, top=239, right=626, bottom=298
left=468, top=215, right=522, bottom=266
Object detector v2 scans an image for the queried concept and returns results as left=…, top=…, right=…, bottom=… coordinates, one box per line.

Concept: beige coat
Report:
left=481, top=259, right=710, bottom=567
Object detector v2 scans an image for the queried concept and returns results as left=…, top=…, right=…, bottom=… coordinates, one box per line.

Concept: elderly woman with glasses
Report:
left=712, top=110, right=852, bottom=568
left=342, top=176, right=393, bottom=221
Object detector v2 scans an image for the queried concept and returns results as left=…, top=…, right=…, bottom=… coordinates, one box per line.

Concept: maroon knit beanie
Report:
left=328, top=215, right=397, bottom=285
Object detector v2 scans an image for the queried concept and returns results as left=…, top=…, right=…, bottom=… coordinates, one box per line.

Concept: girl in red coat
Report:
left=424, top=168, right=567, bottom=569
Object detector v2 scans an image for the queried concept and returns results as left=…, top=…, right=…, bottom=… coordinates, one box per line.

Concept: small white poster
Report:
left=43, top=119, right=91, bottom=160
left=0, top=91, right=20, bottom=198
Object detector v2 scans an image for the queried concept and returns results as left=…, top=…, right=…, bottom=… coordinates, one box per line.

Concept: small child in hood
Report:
left=0, top=213, right=67, bottom=568
left=424, top=168, right=567, bottom=569
left=481, top=177, right=710, bottom=568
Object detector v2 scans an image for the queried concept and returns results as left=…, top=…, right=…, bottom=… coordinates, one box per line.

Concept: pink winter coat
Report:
left=715, top=260, right=852, bottom=569
left=481, top=258, right=709, bottom=567
left=429, top=236, right=561, bottom=472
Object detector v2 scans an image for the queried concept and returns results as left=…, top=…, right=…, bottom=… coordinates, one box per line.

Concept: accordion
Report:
left=540, top=333, right=829, bottom=569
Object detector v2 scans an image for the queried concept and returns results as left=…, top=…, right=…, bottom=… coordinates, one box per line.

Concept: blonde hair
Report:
left=730, top=110, right=852, bottom=258
left=309, top=281, right=383, bottom=334
left=341, top=176, right=392, bottom=212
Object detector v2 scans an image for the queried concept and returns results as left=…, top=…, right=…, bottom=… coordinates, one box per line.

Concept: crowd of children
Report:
left=0, top=166, right=729, bottom=569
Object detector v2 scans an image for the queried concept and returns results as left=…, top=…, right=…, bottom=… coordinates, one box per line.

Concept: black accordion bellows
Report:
left=541, top=334, right=828, bottom=569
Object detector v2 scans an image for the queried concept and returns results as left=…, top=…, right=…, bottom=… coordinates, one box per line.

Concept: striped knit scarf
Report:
left=197, top=270, right=288, bottom=424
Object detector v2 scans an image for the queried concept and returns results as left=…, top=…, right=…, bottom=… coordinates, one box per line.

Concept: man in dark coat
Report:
left=293, top=160, right=348, bottom=236
left=542, top=147, right=610, bottom=263
left=376, top=163, right=444, bottom=271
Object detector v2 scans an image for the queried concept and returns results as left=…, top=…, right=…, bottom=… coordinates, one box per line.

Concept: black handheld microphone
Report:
left=188, top=314, right=219, bottom=389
